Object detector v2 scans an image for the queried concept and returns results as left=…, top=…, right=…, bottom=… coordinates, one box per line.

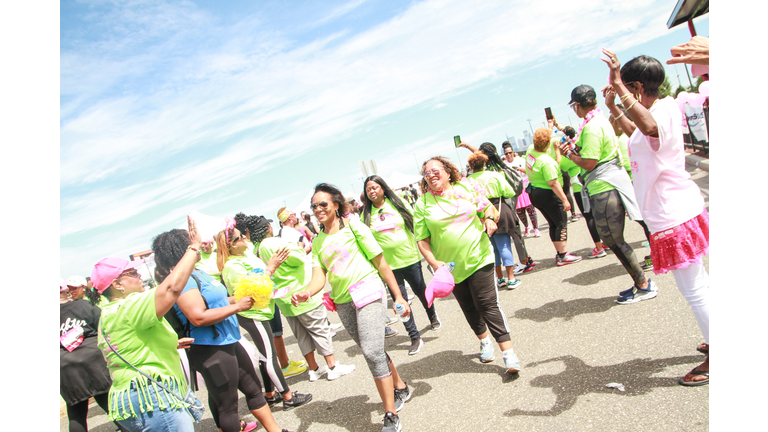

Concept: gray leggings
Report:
left=589, top=189, right=645, bottom=285
left=335, top=294, right=392, bottom=380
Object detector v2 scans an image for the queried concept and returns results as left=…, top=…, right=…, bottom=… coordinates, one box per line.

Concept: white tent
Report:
left=385, top=171, right=421, bottom=189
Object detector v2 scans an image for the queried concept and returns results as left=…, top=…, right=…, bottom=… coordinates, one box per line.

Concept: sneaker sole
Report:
left=586, top=253, right=607, bottom=259
left=480, top=357, right=495, bottom=363
left=616, top=291, right=658, bottom=304
left=408, top=340, right=424, bottom=355
left=507, top=281, right=522, bottom=290
left=505, top=365, right=520, bottom=373
left=556, top=259, right=582, bottom=266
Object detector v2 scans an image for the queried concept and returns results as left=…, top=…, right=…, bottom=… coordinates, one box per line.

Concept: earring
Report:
left=336, top=209, right=340, bottom=218
left=636, top=93, right=642, bottom=103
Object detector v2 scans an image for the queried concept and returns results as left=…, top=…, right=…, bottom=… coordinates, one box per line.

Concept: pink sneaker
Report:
left=556, top=253, right=582, bottom=266
left=587, top=248, right=607, bottom=259
left=534, top=229, right=541, bottom=237
left=240, top=421, right=258, bottom=432
left=524, top=227, right=531, bottom=237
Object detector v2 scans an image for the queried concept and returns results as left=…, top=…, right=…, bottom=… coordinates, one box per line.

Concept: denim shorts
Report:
left=115, top=381, right=195, bottom=432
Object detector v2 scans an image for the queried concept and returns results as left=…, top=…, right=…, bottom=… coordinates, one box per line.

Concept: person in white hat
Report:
left=66, top=275, right=88, bottom=300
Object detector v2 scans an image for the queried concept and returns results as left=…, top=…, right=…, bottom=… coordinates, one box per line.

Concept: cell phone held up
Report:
left=544, top=107, right=553, bottom=120
left=454, top=135, right=461, bottom=148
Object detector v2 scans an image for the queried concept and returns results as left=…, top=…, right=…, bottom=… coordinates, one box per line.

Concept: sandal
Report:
left=696, top=343, right=709, bottom=355
left=678, top=369, right=709, bottom=386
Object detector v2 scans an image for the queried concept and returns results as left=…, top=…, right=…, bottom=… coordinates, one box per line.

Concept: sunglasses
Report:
left=119, top=269, right=140, bottom=280
left=423, top=168, right=442, bottom=179
left=311, top=201, right=330, bottom=211
left=504, top=151, right=514, bottom=155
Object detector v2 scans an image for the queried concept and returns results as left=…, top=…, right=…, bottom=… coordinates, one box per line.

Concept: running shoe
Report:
left=429, top=314, right=442, bottom=330
left=407, top=294, right=415, bottom=304
left=568, top=214, right=582, bottom=223
left=382, top=412, right=402, bottom=432
left=496, top=278, right=507, bottom=288
left=641, top=255, right=654, bottom=272
left=266, top=392, right=283, bottom=407
left=283, top=392, right=312, bottom=409
left=534, top=229, right=541, bottom=237
left=308, top=365, right=329, bottom=382
left=385, top=316, right=399, bottom=326
left=326, top=363, right=356, bottom=381
left=527, top=256, right=536, bottom=267
left=556, top=253, right=582, bottom=266
left=524, top=227, right=532, bottom=237
left=513, top=262, right=527, bottom=275
left=587, top=247, right=607, bottom=259
left=502, top=348, right=521, bottom=373
left=480, top=337, right=495, bottom=363
left=394, top=383, right=411, bottom=411
left=281, top=360, right=308, bottom=378
left=616, top=279, right=658, bottom=304
left=385, top=326, right=398, bottom=338
left=507, top=278, right=522, bottom=289
left=408, top=338, right=424, bottom=355
left=240, top=421, right=258, bottom=432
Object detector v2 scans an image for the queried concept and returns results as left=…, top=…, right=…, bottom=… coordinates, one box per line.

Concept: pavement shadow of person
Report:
left=504, top=354, right=704, bottom=417
left=395, top=350, right=517, bottom=382
left=513, top=296, right=619, bottom=322
left=561, top=263, right=631, bottom=286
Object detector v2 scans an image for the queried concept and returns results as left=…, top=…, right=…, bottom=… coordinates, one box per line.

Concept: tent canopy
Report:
left=385, top=171, right=421, bottom=189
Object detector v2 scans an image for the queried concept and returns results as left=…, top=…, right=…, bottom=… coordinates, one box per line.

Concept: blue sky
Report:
left=60, top=0, right=709, bottom=277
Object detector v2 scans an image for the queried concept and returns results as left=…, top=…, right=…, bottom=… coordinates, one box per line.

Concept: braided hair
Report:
left=478, top=142, right=517, bottom=180
left=234, top=212, right=269, bottom=243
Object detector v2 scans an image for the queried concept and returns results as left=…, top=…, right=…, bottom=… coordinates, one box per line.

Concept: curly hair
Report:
left=418, top=156, right=462, bottom=194
left=533, top=127, right=552, bottom=152
left=467, top=151, right=488, bottom=172
left=234, top=212, right=269, bottom=244
left=152, top=229, right=191, bottom=273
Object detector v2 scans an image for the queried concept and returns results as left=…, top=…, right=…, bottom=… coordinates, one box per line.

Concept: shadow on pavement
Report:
left=505, top=354, right=704, bottom=417
left=290, top=394, right=389, bottom=432
left=513, top=296, right=619, bottom=322
left=561, top=262, right=631, bottom=286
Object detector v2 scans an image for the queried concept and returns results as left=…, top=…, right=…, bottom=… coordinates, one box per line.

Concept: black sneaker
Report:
left=266, top=392, right=283, bottom=407
left=393, top=383, right=411, bottom=412
left=429, top=314, right=441, bottom=330
left=382, top=412, right=402, bottom=432
left=282, top=392, right=312, bottom=409
left=641, top=255, right=654, bottom=272
left=408, top=338, right=424, bottom=355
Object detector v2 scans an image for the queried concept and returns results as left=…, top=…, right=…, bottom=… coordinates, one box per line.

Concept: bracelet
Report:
left=187, top=245, right=199, bottom=253
left=620, top=93, right=633, bottom=103
left=626, top=100, right=639, bottom=111
left=611, top=112, right=625, bottom=123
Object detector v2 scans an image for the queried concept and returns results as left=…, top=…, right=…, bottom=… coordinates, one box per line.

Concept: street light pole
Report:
left=526, top=119, right=534, bottom=135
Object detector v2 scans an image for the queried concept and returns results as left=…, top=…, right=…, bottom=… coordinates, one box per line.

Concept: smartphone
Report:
left=544, top=107, right=553, bottom=120
left=454, top=135, right=461, bottom=147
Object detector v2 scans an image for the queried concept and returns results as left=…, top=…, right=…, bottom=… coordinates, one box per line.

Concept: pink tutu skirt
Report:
left=516, top=178, right=532, bottom=209
left=649, top=209, right=709, bottom=275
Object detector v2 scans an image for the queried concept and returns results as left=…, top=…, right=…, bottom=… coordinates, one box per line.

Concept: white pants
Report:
left=671, top=261, right=709, bottom=345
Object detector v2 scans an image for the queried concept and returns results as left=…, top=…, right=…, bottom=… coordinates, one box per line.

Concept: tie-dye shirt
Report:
left=368, top=198, right=420, bottom=270
left=311, top=218, right=384, bottom=304
left=413, top=179, right=495, bottom=284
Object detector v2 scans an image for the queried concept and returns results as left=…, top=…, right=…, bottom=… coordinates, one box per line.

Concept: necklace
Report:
left=431, top=184, right=460, bottom=216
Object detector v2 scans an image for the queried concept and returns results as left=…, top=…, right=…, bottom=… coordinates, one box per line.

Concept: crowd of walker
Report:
left=60, top=44, right=710, bottom=432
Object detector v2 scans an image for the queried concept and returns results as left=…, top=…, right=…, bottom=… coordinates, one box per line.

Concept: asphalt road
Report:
left=65, top=164, right=709, bottom=432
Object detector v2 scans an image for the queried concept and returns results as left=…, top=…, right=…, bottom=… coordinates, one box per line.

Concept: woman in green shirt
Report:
left=414, top=156, right=522, bottom=374
left=361, top=175, right=433, bottom=354
left=527, top=128, right=582, bottom=266
left=92, top=217, right=200, bottom=432
left=292, top=183, right=411, bottom=432
left=466, top=151, right=522, bottom=289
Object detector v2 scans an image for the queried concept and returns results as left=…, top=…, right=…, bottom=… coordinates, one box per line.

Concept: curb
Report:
left=685, top=154, right=709, bottom=172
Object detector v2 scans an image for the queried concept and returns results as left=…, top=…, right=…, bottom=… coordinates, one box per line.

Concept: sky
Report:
left=59, top=0, right=710, bottom=277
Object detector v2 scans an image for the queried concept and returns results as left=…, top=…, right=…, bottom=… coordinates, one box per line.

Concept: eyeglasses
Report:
left=118, top=269, right=140, bottom=280
left=504, top=151, right=514, bottom=155
left=311, top=201, right=329, bottom=211
left=423, top=168, right=442, bottom=179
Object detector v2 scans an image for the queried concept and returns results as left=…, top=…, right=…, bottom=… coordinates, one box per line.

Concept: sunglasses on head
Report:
left=311, top=201, right=330, bottom=211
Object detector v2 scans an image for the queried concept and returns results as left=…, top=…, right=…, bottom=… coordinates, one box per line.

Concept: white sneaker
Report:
left=308, top=365, right=329, bottom=382
left=330, top=323, right=343, bottom=330
left=513, top=262, right=526, bottom=275
left=327, top=363, right=356, bottom=381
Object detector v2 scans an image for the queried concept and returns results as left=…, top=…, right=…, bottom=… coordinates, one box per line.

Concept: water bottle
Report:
left=446, top=262, right=455, bottom=272
left=394, top=303, right=411, bottom=323
left=552, top=128, right=565, bottom=144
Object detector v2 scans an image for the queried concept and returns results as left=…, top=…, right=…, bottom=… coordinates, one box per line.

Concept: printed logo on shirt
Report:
left=526, top=154, right=536, bottom=171
left=631, top=161, right=639, bottom=173
left=322, top=241, right=352, bottom=274
left=61, top=317, right=88, bottom=336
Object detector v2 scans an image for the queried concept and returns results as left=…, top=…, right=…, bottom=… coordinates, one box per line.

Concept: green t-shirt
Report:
left=97, top=290, right=187, bottom=421
left=258, top=237, right=322, bottom=317
left=311, top=218, right=383, bottom=304
left=413, top=179, right=495, bottom=284
left=367, top=198, right=421, bottom=270
left=525, top=150, right=562, bottom=190
left=617, top=133, right=632, bottom=179
left=559, top=155, right=583, bottom=193
left=575, top=114, right=619, bottom=195
left=467, top=170, right=515, bottom=200
left=196, top=251, right=222, bottom=282
left=221, top=255, right=276, bottom=321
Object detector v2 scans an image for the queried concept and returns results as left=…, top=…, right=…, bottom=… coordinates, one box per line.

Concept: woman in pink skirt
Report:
left=597, top=51, right=709, bottom=386
left=503, top=143, right=540, bottom=237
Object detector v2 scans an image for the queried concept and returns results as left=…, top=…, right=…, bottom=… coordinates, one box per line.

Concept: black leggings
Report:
left=238, top=316, right=290, bottom=395
left=66, top=393, right=128, bottom=432
left=590, top=189, right=646, bottom=285
left=529, top=187, right=568, bottom=243
left=574, top=189, right=601, bottom=243
left=188, top=342, right=266, bottom=432
left=392, top=261, right=435, bottom=322
left=452, top=264, right=511, bottom=343
left=507, top=197, right=529, bottom=260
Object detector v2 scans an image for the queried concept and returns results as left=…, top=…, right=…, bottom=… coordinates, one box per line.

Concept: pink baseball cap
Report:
left=425, top=265, right=456, bottom=307
left=91, top=257, right=144, bottom=294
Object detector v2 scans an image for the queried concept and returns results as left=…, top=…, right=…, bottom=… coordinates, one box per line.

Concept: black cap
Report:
left=569, top=84, right=597, bottom=104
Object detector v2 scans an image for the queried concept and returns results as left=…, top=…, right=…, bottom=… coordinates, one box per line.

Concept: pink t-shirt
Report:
left=628, top=96, right=704, bottom=233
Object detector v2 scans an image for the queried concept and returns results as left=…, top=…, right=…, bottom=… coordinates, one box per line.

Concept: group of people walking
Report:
left=61, top=52, right=709, bottom=432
